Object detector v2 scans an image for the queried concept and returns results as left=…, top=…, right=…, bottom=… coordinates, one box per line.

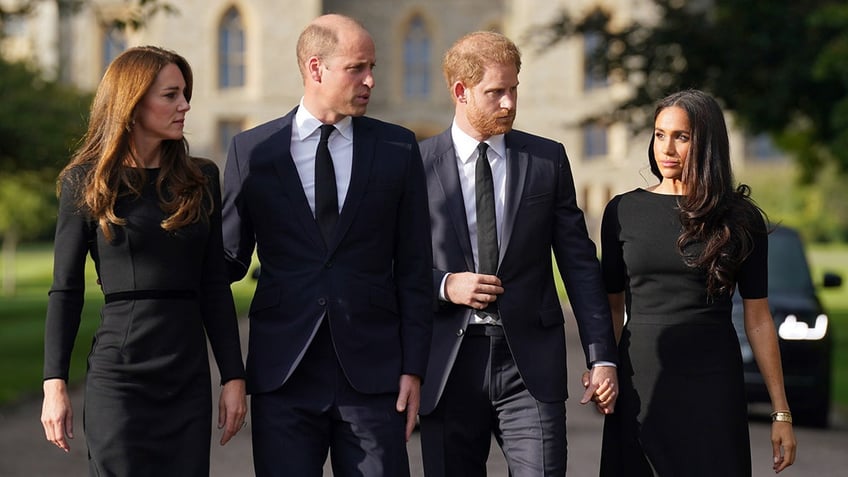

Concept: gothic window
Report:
left=583, top=32, right=607, bottom=90
left=403, top=15, right=430, bottom=99
left=218, top=7, right=245, bottom=89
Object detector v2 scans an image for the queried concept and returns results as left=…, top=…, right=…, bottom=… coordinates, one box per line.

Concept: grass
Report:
left=808, top=245, right=848, bottom=411
left=2, top=241, right=847, bottom=410
left=0, top=242, right=257, bottom=406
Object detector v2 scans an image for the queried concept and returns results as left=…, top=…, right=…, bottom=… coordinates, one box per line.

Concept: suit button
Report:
left=325, top=261, right=333, bottom=269
left=456, top=328, right=464, bottom=337
left=318, top=298, right=327, bottom=306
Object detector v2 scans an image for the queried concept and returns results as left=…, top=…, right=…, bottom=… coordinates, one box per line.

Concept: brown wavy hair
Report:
left=648, top=89, right=767, bottom=296
left=58, top=46, right=210, bottom=241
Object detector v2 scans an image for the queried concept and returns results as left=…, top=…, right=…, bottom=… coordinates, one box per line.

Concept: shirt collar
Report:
left=295, top=99, right=354, bottom=141
left=450, top=121, right=506, bottom=164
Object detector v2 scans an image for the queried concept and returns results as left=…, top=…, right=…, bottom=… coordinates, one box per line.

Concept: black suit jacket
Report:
left=419, top=128, right=617, bottom=414
left=222, top=107, right=433, bottom=395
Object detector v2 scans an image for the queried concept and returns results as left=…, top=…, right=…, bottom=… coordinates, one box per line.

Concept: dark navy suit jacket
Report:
left=419, top=128, right=617, bottom=414
left=222, top=107, right=433, bottom=396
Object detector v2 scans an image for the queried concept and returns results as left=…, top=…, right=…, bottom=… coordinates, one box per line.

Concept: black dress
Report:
left=599, top=189, right=767, bottom=477
left=44, top=161, right=245, bottom=476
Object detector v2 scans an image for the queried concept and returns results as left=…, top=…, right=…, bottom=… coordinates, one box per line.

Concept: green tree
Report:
left=0, top=0, right=175, bottom=294
left=527, top=0, right=848, bottom=182
left=0, top=58, right=90, bottom=295
left=0, top=0, right=175, bottom=30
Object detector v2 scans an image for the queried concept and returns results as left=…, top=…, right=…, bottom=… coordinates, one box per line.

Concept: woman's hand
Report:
left=771, top=420, right=796, bottom=473
left=41, top=379, right=73, bottom=452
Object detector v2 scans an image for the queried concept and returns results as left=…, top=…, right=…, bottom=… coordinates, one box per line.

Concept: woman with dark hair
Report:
left=40, top=46, right=246, bottom=476
left=597, top=89, right=796, bottom=475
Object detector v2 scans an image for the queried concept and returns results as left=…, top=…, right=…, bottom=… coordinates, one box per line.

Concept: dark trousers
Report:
left=420, top=325, right=567, bottom=477
left=251, top=320, right=410, bottom=477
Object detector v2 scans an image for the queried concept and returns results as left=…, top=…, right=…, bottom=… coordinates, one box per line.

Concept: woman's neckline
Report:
left=638, top=187, right=683, bottom=197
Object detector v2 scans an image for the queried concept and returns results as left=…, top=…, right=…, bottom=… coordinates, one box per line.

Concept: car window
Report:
left=768, top=230, right=815, bottom=295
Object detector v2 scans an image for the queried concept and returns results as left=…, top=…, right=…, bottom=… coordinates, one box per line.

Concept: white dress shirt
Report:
left=291, top=100, right=354, bottom=215
left=451, top=122, right=507, bottom=273
left=438, top=123, right=507, bottom=325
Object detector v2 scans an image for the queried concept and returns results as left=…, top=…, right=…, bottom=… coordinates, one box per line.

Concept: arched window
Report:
left=218, top=7, right=245, bottom=89
left=583, top=32, right=607, bottom=90
left=403, top=15, right=430, bottom=100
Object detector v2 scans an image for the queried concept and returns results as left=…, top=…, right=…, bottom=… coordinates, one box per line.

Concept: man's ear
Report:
left=308, top=56, right=322, bottom=83
left=453, top=82, right=467, bottom=103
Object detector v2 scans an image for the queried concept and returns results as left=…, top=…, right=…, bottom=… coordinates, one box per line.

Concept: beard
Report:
left=466, top=100, right=515, bottom=137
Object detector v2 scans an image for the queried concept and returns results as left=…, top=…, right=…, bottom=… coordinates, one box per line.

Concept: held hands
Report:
left=41, top=379, right=74, bottom=452
left=218, top=378, right=247, bottom=445
left=444, top=272, right=503, bottom=309
left=580, top=367, right=618, bottom=414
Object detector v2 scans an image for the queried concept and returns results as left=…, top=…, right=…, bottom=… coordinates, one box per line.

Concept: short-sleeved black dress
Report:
left=44, top=161, right=245, bottom=476
left=599, top=189, right=767, bottom=477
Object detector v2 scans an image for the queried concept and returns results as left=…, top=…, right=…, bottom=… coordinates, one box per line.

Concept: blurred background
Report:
left=0, top=0, right=846, bottom=426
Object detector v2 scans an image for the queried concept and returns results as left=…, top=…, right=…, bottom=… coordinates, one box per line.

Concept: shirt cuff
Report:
left=591, top=361, right=617, bottom=368
left=438, top=272, right=452, bottom=302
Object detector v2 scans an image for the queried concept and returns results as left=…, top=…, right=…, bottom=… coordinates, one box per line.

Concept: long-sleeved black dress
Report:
left=44, top=161, right=245, bottom=476
left=599, top=188, right=767, bottom=477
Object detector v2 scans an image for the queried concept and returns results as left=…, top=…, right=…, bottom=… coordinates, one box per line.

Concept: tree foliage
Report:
left=0, top=57, right=90, bottom=293
left=0, top=0, right=176, bottom=31
left=0, top=59, right=89, bottom=175
left=526, top=0, right=848, bottom=182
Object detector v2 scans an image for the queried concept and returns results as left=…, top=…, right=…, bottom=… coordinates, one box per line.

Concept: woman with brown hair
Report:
left=598, top=89, right=796, bottom=475
left=40, top=46, right=246, bottom=476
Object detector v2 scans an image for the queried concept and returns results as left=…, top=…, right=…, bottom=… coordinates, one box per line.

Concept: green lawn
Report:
left=2, top=242, right=847, bottom=411
left=0, top=242, right=256, bottom=406
left=808, top=245, right=848, bottom=411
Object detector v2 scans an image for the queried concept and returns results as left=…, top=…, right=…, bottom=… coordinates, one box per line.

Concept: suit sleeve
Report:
left=394, top=140, right=434, bottom=378
left=550, top=145, right=618, bottom=366
left=222, top=135, right=255, bottom=282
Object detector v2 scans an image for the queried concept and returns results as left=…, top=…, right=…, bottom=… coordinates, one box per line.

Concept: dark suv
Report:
left=732, top=225, right=842, bottom=428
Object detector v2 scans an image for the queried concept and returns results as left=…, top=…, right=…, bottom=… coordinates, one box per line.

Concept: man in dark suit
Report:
left=221, top=14, right=432, bottom=477
left=418, top=31, right=619, bottom=476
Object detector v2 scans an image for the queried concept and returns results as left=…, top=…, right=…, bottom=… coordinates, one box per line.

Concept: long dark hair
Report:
left=648, top=89, right=766, bottom=296
left=58, top=46, right=209, bottom=242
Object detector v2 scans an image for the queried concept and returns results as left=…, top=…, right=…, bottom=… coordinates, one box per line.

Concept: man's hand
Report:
left=396, top=374, right=421, bottom=441
left=444, top=272, right=503, bottom=309
left=580, top=366, right=618, bottom=414
left=217, top=378, right=247, bottom=445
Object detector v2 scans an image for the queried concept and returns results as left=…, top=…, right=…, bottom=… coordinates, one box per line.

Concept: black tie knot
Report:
left=319, top=124, right=335, bottom=143
left=476, top=141, right=489, bottom=159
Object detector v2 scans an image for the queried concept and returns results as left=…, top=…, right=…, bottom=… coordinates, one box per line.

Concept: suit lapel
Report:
left=270, top=108, right=327, bottom=249
left=432, top=132, right=475, bottom=272
left=331, top=117, right=374, bottom=251
left=500, top=132, right=528, bottom=264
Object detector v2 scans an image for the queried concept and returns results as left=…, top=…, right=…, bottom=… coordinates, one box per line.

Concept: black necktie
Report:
left=475, top=142, right=499, bottom=317
left=315, top=124, right=338, bottom=244
left=475, top=142, right=498, bottom=275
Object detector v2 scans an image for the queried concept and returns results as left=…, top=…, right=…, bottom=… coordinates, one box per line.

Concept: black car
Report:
left=732, top=225, right=842, bottom=428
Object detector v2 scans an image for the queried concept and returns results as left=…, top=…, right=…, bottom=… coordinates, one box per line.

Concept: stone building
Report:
left=1, top=0, right=787, bottom=233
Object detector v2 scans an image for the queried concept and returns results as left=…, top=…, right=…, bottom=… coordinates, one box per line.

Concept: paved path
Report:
left=3, top=312, right=847, bottom=476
